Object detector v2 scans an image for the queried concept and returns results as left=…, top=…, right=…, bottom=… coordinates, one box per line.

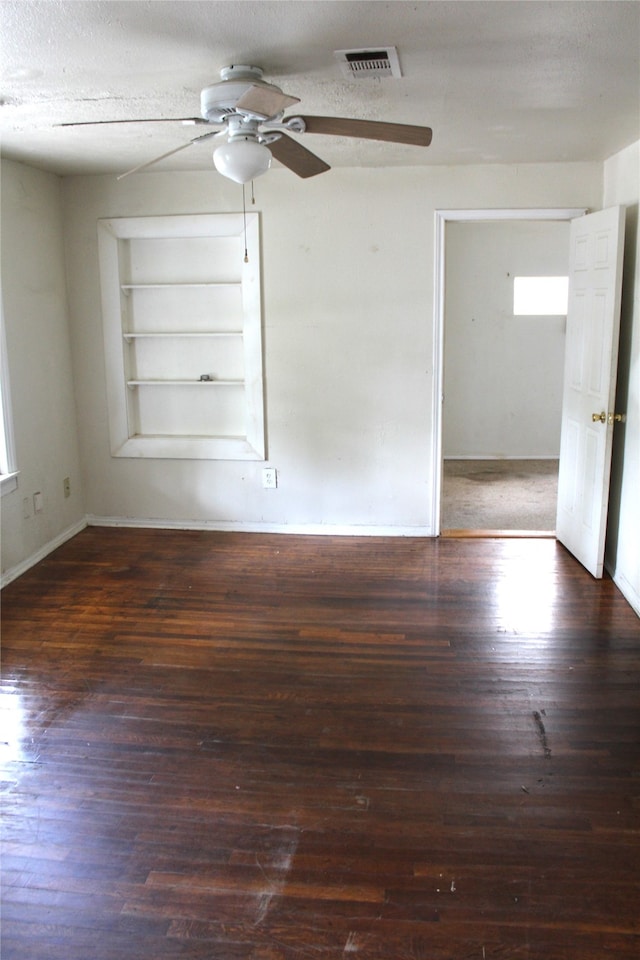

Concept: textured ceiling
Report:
left=1, top=0, right=639, bottom=178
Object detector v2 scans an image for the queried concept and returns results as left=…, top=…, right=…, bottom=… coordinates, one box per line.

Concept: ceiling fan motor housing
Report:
left=200, top=65, right=287, bottom=122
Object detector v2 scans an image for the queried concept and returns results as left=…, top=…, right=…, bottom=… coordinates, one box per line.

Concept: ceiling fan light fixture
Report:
left=213, top=137, right=272, bottom=183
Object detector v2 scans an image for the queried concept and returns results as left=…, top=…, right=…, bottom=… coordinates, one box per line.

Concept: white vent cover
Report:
left=334, top=47, right=402, bottom=80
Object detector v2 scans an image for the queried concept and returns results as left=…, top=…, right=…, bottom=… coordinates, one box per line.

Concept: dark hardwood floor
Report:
left=1, top=528, right=639, bottom=959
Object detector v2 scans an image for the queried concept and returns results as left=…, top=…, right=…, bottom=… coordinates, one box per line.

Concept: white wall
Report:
left=604, top=140, right=640, bottom=615
left=60, top=161, right=601, bottom=534
left=3, top=149, right=637, bottom=612
left=444, top=219, right=569, bottom=458
left=1, top=160, right=85, bottom=581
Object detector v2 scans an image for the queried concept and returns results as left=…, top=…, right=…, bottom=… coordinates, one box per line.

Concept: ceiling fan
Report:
left=60, top=64, right=433, bottom=183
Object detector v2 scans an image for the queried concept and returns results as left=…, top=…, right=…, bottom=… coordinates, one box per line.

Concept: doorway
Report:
left=432, top=208, right=586, bottom=536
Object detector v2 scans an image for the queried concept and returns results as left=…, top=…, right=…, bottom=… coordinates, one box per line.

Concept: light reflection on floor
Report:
left=492, top=545, right=559, bottom=637
left=0, top=690, right=27, bottom=763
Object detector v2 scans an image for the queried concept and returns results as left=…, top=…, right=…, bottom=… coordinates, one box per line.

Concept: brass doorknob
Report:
left=591, top=411, right=626, bottom=424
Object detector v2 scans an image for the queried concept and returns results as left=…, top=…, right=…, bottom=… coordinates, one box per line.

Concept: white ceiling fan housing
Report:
left=200, top=65, right=290, bottom=122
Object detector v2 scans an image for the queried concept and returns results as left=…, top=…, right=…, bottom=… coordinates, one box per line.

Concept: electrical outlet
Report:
left=262, top=467, right=277, bottom=489
left=63, top=476, right=71, bottom=498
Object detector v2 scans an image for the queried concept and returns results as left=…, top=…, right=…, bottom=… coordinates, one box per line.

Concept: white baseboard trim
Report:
left=612, top=570, right=640, bottom=618
left=1, top=517, right=88, bottom=588
left=443, top=455, right=560, bottom=461
left=86, top=515, right=435, bottom=538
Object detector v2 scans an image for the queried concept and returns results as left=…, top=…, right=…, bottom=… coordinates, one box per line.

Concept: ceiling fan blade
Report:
left=235, top=85, right=300, bottom=119
left=297, top=116, right=432, bottom=147
left=268, top=133, right=330, bottom=178
left=58, top=117, right=208, bottom=127
left=116, top=129, right=222, bottom=180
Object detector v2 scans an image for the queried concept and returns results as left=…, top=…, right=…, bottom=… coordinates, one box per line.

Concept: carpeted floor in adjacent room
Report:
left=441, top=459, right=559, bottom=532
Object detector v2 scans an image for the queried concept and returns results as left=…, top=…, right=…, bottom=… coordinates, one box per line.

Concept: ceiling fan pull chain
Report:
left=242, top=183, right=249, bottom=263
left=251, top=181, right=256, bottom=205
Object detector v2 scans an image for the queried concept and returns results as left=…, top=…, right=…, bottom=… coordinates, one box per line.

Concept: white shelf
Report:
left=129, top=432, right=247, bottom=442
left=123, top=331, right=242, bottom=341
left=127, top=379, right=244, bottom=388
left=121, top=282, right=241, bottom=295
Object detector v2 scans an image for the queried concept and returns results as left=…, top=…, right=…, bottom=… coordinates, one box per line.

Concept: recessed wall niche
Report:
left=97, top=213, right=265, bottom=460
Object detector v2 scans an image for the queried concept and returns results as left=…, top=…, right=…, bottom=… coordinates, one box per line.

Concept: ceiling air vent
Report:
left=334, top=47, right=402, bottom=80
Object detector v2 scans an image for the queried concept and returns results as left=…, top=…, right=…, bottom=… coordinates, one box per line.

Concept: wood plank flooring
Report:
left=1, top=528, right=639, bottom=959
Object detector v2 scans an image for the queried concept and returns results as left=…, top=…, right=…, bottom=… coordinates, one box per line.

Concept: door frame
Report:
left=431, top=207, right=587, bottom=535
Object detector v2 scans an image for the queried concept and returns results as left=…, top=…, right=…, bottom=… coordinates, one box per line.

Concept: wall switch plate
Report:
left=33, top=491, right=44, bottom=513
left=262, top=467, right=277, bottom=489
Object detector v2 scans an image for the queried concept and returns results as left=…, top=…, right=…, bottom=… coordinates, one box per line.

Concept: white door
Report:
left=555, top=206, right=626, bottom=578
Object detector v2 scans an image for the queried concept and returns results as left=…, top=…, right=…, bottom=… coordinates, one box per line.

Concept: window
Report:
left=97, top=213, right=265, bottom=461
left=0, top=301, right=18, bottom=496
left=513, top=276, right=569, bottom=316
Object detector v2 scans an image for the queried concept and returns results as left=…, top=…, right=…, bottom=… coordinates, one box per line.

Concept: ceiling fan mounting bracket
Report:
left=219, top=65, right=264, bottom=83
left=283, top=117, right=306, bottom=134
left=262, top=117, right=307, bottom=135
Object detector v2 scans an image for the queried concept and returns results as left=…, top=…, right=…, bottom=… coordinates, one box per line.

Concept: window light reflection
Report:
left=493, top=550, right=558, bottom=637
left=0, top=691, right=27, bottom=763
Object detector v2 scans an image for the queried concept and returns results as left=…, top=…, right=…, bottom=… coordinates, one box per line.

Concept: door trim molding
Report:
left=432, top=208, right=587, bottom=535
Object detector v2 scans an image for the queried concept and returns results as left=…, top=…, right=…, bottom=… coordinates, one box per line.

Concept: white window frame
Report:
left=0, top=299, right=18, bottom=496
